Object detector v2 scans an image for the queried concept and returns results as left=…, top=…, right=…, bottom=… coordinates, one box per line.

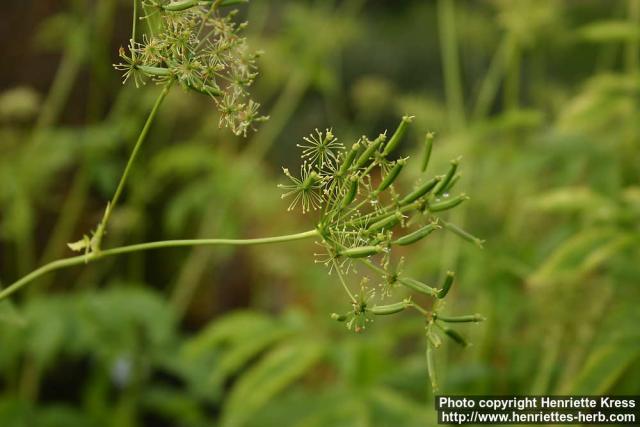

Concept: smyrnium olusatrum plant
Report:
left=0, top=0, right=484, bottom=393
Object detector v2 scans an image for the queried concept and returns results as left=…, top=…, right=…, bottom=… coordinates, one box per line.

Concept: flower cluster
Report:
left=115, top=0, right=266, bottom=135
left=280, top=117, right=485, bottom=390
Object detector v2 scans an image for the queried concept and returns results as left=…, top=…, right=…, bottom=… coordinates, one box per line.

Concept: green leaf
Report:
left=570, top=344, right=640, bottom=394
left=221, top=339, right=324, bottom=427
left=577, top=21, right=640, bottom=42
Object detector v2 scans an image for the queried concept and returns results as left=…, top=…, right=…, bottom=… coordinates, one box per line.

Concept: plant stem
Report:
left=0, top=230, right=319, bottom=302
left=437, top=0, right=466, bottom=129
left=93, top=82, right=172, bottom=248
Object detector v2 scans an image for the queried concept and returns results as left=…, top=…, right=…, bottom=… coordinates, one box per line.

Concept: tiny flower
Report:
left=297, top=129, right=344, bottom=168
left=278, top=162, right=324, bottom=214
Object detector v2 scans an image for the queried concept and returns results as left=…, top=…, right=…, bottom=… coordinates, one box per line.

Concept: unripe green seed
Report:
left=355, top=134, right=385, bottom=169
left=432, top=157, right=460, bottom=195
left=421, top=132, right=435, bottom=172
left=302, top=171, right=321, bottom=190
left=398, top=277, right=438, bottom=296
left=163, top=0, right=199, bottom=11
left=340, top=175, right=359, bottom=209
left=443, top=172, right=461, bottom=193
left=375, top=159, right=405, bottom=194
left=368, top=211, right=402, bottom=233
left=428, top=193, right=469, bottom=212
left=442, top=221, right=485, bottom=248
left=338, top=143, right=360, bottom=176
left=400, top=176, right=442, bottom=205
left=427, top=329, right=442, bottom=348
left=442, top=327, right=469, bottom=347
left=393, top=222, right=440, bottom=246
left=382, top=115, right=413, bottom=156
left=330, top=313, right=348, bottom=322
left=339, top=245, right=383, bottom=258
left=426, top=342, right=438, bottom=391
left=437, top=271, right=455, bottom=299
left=369, top=300, right=408, bottom=315
left=435, top=313, right=485, bottom=323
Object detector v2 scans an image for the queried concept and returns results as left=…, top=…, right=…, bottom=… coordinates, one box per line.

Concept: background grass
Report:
left=0, top=0, right=639, bottom=426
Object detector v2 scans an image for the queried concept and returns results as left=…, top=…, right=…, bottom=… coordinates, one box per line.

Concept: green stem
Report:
left=93, top=82, right=172, bottom=248
left=0, top=230, right=319, bottom=302
left=437, top=0, right=466, bottom=129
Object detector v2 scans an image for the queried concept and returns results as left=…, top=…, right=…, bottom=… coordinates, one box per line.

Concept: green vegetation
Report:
left=0, top=0, right=639, bottom=426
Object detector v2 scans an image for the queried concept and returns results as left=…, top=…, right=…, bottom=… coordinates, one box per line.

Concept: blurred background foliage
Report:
left=0, top=0, right=639, bottom=426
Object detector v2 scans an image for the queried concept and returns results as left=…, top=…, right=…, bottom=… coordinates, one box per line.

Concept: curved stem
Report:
left=0, top=229, right=319, bottom=302
left=93, top=81, right=172, bottom=248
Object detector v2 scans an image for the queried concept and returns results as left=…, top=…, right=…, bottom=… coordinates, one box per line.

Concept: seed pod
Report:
left=427, top=329, right=442, bottom=348
left=302, top=171, right=321, bottom=190
left=442, top=221, right=484, bottom=248
left=330, top=313, right=348, bottom=322
left=398, top=277, right=438, bottom=296
left=369, top=300, right=408, bottom=315
left=428, top=193, right=469, bottom=212
left=393, top=222, right=440, bottom=246
left=338, top=142, right=360, bottom=177
left=443, top=172, right=461, bottom=193
left=435, top=313, right=485, bottom=323
left=355, top=134, right=385, bottom=169
left=368, top=211, right=402, bottom=233
left=442, top=327, right=469, bottom=347
left=375, top=159, right=405, bottom=194
left=382, top=115, right=413, bottom=156
left=163, top=0, right=200, bottom=11
left=432, top=157, right=460, bottom=195
left=437, top=271, right=455, bottom=299
left=400, top=176, right=442, bottom=205
left=421, top=132, right=435, bottom=172
left=426, top=341, right=438, bottom=391
left=339, top=245, right=383, bottom=258
left=340, top=175, right=359, bottom=209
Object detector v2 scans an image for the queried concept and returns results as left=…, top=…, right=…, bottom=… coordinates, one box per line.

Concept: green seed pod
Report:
left=302, top=171, right=321, bottom=190
left=427, top=329, right=442, bottom=348
left=426, top=342, right=438, bottom=391
left=437, top=271, right=455, bottom=299
left=435, top=313, right=485, bottom=323
left=400, top=176, right=442, bottom=205
left=338, top=142, right=360, bottom=177
left=163, top=0, right=200, bottom=11
left=421, top=132, right=435, bottom=172
left=137, top=65, right=171, bottom=77
left=442, top=221, right=484, bottom=248
left=375, top=159, right=406, bottom=194
left=442, top=327, right=469, bottom=347
left=432, top=157, right=460, bottom=195
left=339, top=245, right=383, bottom=258
left=392, top=222, right=440, bottom=246
left=340, top=175, right=359, bottom=209
left=355, top=134, right=386, bottom=169
left=443, top=172, right=461, bottom=193
left=398, top=277, right=438, bottom=296
left=428, top=193, right=469, bottom=212
left=369, top=300, right=408, bottom=315
left=330, top=313, right=348, bottom=322
left=382, top=115, right=413, bottom=156
left=368, top=211, right=402, bottom=233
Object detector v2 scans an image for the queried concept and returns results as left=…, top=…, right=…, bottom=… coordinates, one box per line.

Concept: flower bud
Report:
left=330, top=313, right=348, bottom=322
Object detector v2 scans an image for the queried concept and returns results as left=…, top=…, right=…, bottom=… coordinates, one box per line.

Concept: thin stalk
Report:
left=332, top=258, right=356, bottom=303
left=437, top=0, right=466, bottom=129
left=0, top=230, right=319, bottom=302
left=626, top=0, right=640, bottom=75
left=93, top=81, right=172, bottom=248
